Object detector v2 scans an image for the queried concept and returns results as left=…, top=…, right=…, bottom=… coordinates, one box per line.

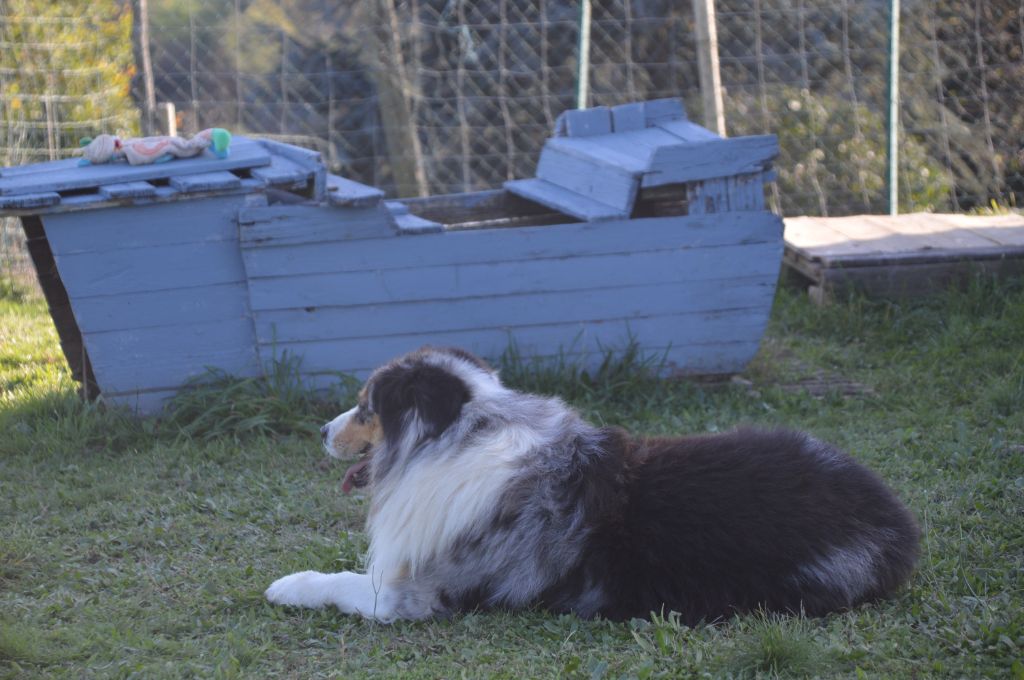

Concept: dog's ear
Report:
left=371, top=362, right=470, bottom=446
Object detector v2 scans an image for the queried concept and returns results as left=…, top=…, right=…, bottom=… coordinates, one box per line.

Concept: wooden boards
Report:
left=240, top=209, right=784, bottom=381
left=41, top=194, right=261, bottom=406
left=507, top=98, right=777, bottom=222
left=784, top=212, right=1024, bottom=301
left=2, top=100, right=787, bottom=412
left=0, top=138, right=271, bottom=197
left=0, top=137, right=330, bottom=216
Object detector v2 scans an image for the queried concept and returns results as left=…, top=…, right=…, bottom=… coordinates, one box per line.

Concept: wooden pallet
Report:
left=784, top=213, right=1024, bottom=302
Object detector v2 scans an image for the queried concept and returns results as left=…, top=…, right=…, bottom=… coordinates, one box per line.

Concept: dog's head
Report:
left=321, top=346, right=500, bottom=492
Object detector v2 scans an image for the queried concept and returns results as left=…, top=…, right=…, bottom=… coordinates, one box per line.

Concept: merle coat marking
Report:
left=266, top=347, right=919, bottom=623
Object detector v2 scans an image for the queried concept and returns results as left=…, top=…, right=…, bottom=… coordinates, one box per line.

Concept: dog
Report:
left=266, top=346, right=919, bottom=623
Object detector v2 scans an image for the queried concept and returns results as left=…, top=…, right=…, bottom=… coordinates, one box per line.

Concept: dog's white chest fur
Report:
left=367, top=426, right=540, bottom=580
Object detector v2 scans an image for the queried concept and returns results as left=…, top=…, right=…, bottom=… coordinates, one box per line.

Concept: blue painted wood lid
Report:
left=505, top=98, right=780, bottom=221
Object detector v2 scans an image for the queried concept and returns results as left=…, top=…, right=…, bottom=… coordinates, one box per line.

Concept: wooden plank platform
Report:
left=784, top=213, right=1024, bottom=301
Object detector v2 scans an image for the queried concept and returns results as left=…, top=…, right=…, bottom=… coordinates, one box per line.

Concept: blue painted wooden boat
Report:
left=0, top=99, right=782, bottom=413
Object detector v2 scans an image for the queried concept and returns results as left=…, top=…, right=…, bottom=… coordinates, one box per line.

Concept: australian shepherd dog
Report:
left=266, top=346, right=919, bottom=623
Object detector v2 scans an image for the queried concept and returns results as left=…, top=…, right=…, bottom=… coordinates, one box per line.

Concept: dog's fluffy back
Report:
left=360, top=348, right=920, bottom=623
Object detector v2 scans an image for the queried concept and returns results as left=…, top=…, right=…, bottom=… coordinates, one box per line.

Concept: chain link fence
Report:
left=3, top=0, right=1022, bottom=280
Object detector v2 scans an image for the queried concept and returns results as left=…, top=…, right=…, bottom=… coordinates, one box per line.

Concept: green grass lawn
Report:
left=1, top=275, right=1022, bottom=679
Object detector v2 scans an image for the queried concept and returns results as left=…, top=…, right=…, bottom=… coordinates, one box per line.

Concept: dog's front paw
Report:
left=265, top=571, right=331, bottom=608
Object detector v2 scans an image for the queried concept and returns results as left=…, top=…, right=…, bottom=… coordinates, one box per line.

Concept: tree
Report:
left=1, top=0, right=139, bottom=165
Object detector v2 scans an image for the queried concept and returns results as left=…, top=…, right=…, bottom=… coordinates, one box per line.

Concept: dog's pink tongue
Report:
left=341, top=459, right=369, bottom=494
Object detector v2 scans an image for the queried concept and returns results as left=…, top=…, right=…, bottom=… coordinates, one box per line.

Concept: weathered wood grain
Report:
left=71, top=282, right=252, bottom=334
left=265, top=309, right=769, bottom=377
left=251, top=154, right=311, bottom=187
left=535, top=146, right=640, bottom=214
left=43, top=195, right=248, bottom=255
left=246, top=240, right=783, bottom=311
left=545, top=135, right=648, bottom=174
left=784, top=213, right=1024, bottom=301
left=98, top=181, right=158, bottom=199
left=503, top=178, right=627, bottom=221
left=169, top=171, right=242, bottom=193
left=293, top=340, right=763, bottom=387
left=239, top=203, right=394, bottom=246
left=257, top=138, right=325, bottom=199
left=253, top=278, right=776, bottom=344
left=326, top=173, right=384, bottom=207
left=240, top=212, right=782, bottom=278
left=0, top=191, right=61, bottom=209
left=688, top=173, right=766, bottom=215
left=54, top=240, right=246, bottom=298
left=644, top=135, right=778, bottom=187
left=393, top=211, right=443, bottom=234
left=0, top=137, right=270, bottom=196
left=84, top=317, right=260, bottom=394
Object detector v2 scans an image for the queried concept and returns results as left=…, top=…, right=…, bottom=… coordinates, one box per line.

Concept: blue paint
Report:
left=240, top=212, right=781, bottom=278
left=169, top=171, right=242, bottom=193
left=504, top=178, right=626, bottom=221
left=268, top=311, right=769, bottom=378
left=0, top=98, right=783, bottom=413
left=0, top=137, right=270, bottom=197
left=253, top=279, right=776, bottom=344
left=239, top=204, right=394, bottom=246
left=245, top=240, right=782, bottom=311
left=85, top=317, right=260, bottom=394
left=611, top=102, right=646, bottom=132
left=0, top=191, right=60, bottom=209
left=99, top=181, right=157, bottom=199
left=326, top=173, right=384, bottom=207
left=44, top=195, right=247, bottom=254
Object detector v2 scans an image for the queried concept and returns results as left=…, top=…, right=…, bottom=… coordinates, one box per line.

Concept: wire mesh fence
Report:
left=2, top=0, right=1022, bottom=280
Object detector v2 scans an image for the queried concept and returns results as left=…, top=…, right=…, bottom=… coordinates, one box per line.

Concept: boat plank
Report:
left=169, top=171, right=242, bottom=193
left=266, top=310, right=769, bottom=376
left=536, top=146, right=639, bottom=213
left=98, top=181, right=157, bottom=199
left=84, top=317, right=260, bottom=394
left=240, top=211, right=781, bottom=278
left=253, top=278, right=777, bottom=343
left=238, top=203, right=394, bottom=246
left=504, top=178, right=626, bottom=221
left=644, top=136, right=778, bottom=187
left=54, top=240, right=246, bottom=298
left=43, top=194, right=246, bottom=255
left=71, top=283, right=251, bottom=334
left=611, top=102, right=646, bottom=132
left=0, top=137, right=270, bottom=196
left=246, top=240, right=783, bottom=311
left=293, top=341, right=762, bottom=386
left=326, top=173, right=384, bottom=207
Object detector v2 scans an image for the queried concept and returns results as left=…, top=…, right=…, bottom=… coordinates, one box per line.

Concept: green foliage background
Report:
left=0, top=0, right=139, bottom=165
left=727, top=87, right=952, bottom=216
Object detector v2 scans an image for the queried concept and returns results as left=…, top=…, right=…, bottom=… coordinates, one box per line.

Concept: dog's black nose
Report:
left=320, top=424, right=329, bottom=443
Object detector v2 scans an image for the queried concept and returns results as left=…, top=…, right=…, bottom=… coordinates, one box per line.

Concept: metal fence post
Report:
left=576, top=0, right=591, bottom=109
left=887, top=0, right=900, bottom=215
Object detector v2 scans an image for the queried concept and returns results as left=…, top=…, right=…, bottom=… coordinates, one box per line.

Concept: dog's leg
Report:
left=265, top=570, right=397, bottom=621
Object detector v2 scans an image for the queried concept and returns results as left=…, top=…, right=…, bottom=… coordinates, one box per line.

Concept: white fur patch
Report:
left=367, top=423, right=542, bottom=581
left=323, top=405, right=357, bottom=458
left=796, top=542, right=879, bottom=604
left=265, top=570, right=398, bottom=620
